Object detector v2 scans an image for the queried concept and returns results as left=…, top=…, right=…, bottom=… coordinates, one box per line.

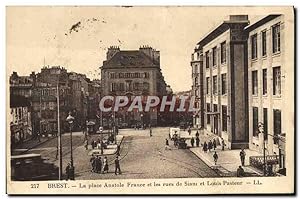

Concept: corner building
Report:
left=100, top=46, right=168, bottom=127
left=195, top=15, right=250, bottom=149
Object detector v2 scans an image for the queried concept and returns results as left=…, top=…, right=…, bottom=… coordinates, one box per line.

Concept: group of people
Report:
left=90, top=155, right=122, bottom=175
left=90, top=155, right=109, bottom=174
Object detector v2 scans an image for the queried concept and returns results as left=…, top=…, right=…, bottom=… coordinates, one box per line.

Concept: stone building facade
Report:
left=246, top=15, right=292, bottom=171
left=192, top=15, right=250, bottom=149
left=191, top=47, right=204, bottom=128
left=191, top=14, right=293, bottom=160
left=100, top=46, right=168, bottom=126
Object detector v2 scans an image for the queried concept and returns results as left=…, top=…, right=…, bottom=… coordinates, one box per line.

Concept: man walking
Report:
left=240, top=149, right=246, bottom=166
left=188, top=127, right=191, bottom=135
left=190, top=137, right=195, bottom=147
left=195, top=136, right=200, bottom=147
left=149, top=126, right=152, bottom=137
left=213, top=138, right=217, bottom=150
left=213, top=152, right=218, bottom=165
left=208, top=140, right=213, bottom=152
left=90, top=155, right=96, bottom=172
left=221, top=138, right=225, bottom=151
left=114, top=156, right=121, bottom=175
left=65, top=162, right=71, bottom=180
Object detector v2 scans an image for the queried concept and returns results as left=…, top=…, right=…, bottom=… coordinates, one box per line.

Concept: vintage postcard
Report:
left=6, top=6, right=295, bottom=195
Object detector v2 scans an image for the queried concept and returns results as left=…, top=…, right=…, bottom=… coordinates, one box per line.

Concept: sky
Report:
left=6, top=6, right=284, bottom=92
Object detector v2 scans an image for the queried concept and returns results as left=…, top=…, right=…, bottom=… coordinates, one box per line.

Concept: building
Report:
left=191, top=47, right=204, bottom=128
left=68, top=72, right=89, bottom=129
left=10, top=95, right=32, bottom=148
left=246, top=15, right=291, bottom=171
left=193, top=15, right=250, bottom=149
left=191, top=14, right=293, bottom=173
left=100, top=46, right=168, bottom=126
left=10, top=71, right=36, bottom=98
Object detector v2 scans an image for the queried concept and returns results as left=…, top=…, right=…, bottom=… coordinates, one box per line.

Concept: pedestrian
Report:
left=196, top=136, right=200, bottom=147
left=90, top=155, right=96, bottom=172
left=65, top=162, right=71, bottom=180
left=97, top=142, right=101, bottom=150
left=174, top=134, right=178, bottom=147
left=103, top=156, right=109, bottom=173
left=190, top=137, right=195, bottom=147
left=188, top=127, right=191, bottom=135
left=221, top=138, right=225, bottom=151
left=213, top=138, right=217, bottom=150
left=203, top=141, right=208, bottom=153
left=95, top=156, right=102, bottom=173
left=208, top=140, right=213, bottom=152
left=213, top=152, right=218, bottom=165
left=116, top=145, right=121, bottom=156
left=195, top=131, right=199, bottom=137
left=165, top=138, right=171, bottom=150
left=114, top=156, right=121, bottom=175
left=240, top=149, right=246, bottom=166
left=84, top=139, right=88, bottom=150
left=237, top=166, right=245, bottom=177
left=91, top=140, right=95, bottom=149
left=149, top=127, right=152, bottom=137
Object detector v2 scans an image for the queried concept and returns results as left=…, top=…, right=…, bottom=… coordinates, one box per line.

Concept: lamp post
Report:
left=66, top=112, right=75, bottom=180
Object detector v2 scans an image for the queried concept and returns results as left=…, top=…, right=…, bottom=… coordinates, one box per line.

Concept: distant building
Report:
left=10, top=71, right=36, bottom=98
left=10, top=95, right=32, bottom=148
left=100, top=46, right=168, bottom=126
left=191, top=47, right=204, bottom=129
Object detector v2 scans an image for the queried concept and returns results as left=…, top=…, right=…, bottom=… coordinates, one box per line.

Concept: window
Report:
left=221, top=42, right=226, bottom=64
left=262, top=31, right=267, bottom=56
left=206, top=77, right=210, bottom=94
left=263, top=69, right=267, bottom=95
left=206, top=104, right=211, bottom=124
left=252, top=70, right=258, bottom=95
left=273, top=109, right=281, bottom=144
left=263, top=108, right=268, bottom=140
left=119, top=83, right=125, bottom=91
left=273, top=67, right=281, bottom=95
left=253, top=107, right=259, bottom=137
left=222, top=105, right=227, bottom=132
left=221, top=73, right=227, bottom=95
left=212, top=47, right=217, bottom=66
left=213, top=76, right=217, bottom=95
left=272, top=23, right=281, bottom=53
left=205, top=51, right=209, bottom=68
left=251, top=34, right=257, bottom=59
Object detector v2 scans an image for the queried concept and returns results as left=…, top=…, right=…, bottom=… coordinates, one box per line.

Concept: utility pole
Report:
left=57, top=84, right=62, bottom=180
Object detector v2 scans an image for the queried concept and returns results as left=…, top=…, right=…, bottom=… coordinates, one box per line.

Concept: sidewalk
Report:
left=184, top=129, right=263, bottom=176
left=88, top=135, right=124, bottom=156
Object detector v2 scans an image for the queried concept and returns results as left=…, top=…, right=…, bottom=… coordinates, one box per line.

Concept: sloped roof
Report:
left=103, top=51, right=158, bottom=68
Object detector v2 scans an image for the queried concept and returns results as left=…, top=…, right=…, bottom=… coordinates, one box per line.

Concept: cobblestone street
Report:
left=76, top=127, right=219, bottom=180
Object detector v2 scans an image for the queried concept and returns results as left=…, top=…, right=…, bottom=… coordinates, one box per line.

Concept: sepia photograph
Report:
left=6, top=6, right=295, bottom=195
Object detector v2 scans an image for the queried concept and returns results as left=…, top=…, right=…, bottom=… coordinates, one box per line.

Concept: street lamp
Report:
left=66, top=112, right=75, bottom=180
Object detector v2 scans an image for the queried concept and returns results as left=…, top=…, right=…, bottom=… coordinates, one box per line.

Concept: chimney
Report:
left=139, top=45, right=160, bottom=64
left=106, top=46, right=120, bottom=60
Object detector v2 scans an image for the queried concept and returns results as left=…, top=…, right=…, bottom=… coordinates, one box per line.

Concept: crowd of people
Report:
left=89, top=155, right=122, bottom=175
